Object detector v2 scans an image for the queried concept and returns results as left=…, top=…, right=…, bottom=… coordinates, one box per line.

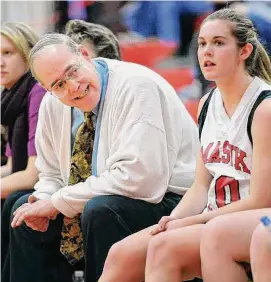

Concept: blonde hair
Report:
left=202, top=8, right=271, bottom=84
left=1, top=22, right=39, bottom=65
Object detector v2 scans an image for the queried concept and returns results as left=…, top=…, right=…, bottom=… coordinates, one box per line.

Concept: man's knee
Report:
left=11, top=194, right=29, bottom=217
left=81, top=195, right=122, bottom=228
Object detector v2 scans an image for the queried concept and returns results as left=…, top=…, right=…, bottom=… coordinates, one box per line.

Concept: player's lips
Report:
left=203, top=60, right=216, bottom=72
left=204, top=60, right=216, bottom=67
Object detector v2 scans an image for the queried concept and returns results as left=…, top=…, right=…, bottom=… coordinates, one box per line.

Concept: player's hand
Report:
left=166, top=216, right=202, bottom=231
left=150, top=215, right=177, bottom=235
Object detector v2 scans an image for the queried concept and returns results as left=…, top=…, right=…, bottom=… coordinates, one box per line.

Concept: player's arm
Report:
left=170, top=94, right=213, bottom=219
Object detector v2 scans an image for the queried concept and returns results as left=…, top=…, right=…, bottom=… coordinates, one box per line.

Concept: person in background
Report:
left=99, top=7, right=271, bottom=282
left=1, top=125, right=8, bottom=166
left=0, top=22, right=46, bottom=279
left=65, top=19, right=121, bottom=60
left=122, top=1, right=214, bottom=47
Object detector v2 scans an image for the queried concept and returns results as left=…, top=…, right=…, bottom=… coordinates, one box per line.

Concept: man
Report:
left=10, top=33, right=198, bottom=282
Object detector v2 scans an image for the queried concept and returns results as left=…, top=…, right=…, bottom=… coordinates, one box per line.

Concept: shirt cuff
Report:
left=51, top=188, right=79, bottom=218
left=32, top=191, right=52, bottom=201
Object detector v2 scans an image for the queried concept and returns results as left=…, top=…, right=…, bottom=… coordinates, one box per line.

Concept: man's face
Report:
left=33, top=44, right=101, bottom=112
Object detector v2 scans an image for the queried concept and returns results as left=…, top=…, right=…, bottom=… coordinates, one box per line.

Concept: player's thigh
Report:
left=203, top=209, right=271, bottom=262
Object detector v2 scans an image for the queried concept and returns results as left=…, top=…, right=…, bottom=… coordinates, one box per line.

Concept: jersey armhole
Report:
left=247, top=90, right=271, bottom=146
left=198, top=88, right=216, bottom=141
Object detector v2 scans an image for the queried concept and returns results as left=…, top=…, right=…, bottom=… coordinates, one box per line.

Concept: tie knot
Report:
left=84, top=111, right=93, bottom=121
left=84, top=112, right=94, bottom=129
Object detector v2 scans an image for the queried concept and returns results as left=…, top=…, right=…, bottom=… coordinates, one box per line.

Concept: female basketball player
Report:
left=98, top=8, right=271, bottom=282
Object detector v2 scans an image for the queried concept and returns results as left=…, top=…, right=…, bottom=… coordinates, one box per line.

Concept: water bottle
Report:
left=260, top=216, right=271, bottom=232
left=73, top=270, right=84, bottom=282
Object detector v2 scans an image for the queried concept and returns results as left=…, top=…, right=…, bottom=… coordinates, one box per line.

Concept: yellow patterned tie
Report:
left=60, top=111, right=95, bottom=265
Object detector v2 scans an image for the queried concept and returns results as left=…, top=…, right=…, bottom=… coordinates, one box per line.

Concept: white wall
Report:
left=1, top=1, right=55, bottom=35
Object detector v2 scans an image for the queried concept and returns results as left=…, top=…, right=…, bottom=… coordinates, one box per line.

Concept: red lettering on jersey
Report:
left=221, top=141, right=231, bottom=164
left=209, top=141, right=221, bottom=163
left=232, top=146, right=251, bottom=174
left=203, top=141, right=250, bottom=174
left=202, top=143, right=214, bottom=164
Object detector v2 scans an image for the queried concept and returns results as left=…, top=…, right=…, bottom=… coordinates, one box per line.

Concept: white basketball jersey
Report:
left=201, top=77, right=271, bottom=211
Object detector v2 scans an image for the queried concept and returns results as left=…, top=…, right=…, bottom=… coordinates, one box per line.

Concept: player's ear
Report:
left=240, top=43, right=253, bottom=61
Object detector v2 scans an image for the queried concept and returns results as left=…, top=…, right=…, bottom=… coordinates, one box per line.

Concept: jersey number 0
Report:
left=215, top=176, right=240, bottom=207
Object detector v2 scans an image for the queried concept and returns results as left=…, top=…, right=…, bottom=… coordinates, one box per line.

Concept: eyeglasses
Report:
left=50, top=60, right=83, bottom=99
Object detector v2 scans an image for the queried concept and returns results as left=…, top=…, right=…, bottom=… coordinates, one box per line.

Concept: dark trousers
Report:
left=10, top=192, right=181, bottom=282
left=1, top=190, right=34, bottom=282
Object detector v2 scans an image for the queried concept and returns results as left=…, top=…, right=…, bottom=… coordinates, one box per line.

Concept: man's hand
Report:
left=24, top=217, right=50, bottom=232
left=11, top=199, right=59, bottom=230
left=23, top=195, right=50, bottom=232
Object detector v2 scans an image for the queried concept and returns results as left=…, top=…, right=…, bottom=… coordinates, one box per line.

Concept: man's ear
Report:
left=79, top=45, right=91, bottom=60
left=240, top=42, right=253, bottom=61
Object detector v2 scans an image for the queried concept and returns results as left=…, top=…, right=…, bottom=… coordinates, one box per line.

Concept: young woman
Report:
left=98, top=8, right=271, bottom=282
left=1, top=22, right=46, bottom=275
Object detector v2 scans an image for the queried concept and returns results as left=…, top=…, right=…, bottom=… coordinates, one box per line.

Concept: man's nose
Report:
left=66, top=79, right=80, bottom=94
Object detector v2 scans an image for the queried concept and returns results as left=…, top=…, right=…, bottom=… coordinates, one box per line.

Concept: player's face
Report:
left=33, top=44, right=101, bottom=112
left=197, top=19, right=243, bottom=83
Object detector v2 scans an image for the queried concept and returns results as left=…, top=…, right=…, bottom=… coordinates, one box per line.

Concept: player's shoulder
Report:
left=197, top=88, right=216, bottom=120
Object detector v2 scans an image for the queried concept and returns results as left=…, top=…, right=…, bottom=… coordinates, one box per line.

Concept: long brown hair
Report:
left=202, top=8, right=271, bottom=84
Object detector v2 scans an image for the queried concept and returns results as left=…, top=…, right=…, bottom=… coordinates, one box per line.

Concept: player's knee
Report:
left=103, top=240, right=134, bottom=273
left=147, top=233, right=174, bottom=262
left=251, top=224, right=269, bottom=255
left=201, top=216, right=229, bottom=256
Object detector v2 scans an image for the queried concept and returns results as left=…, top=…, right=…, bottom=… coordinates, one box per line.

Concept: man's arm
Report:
left=51, top=77, right=183, bottom=217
